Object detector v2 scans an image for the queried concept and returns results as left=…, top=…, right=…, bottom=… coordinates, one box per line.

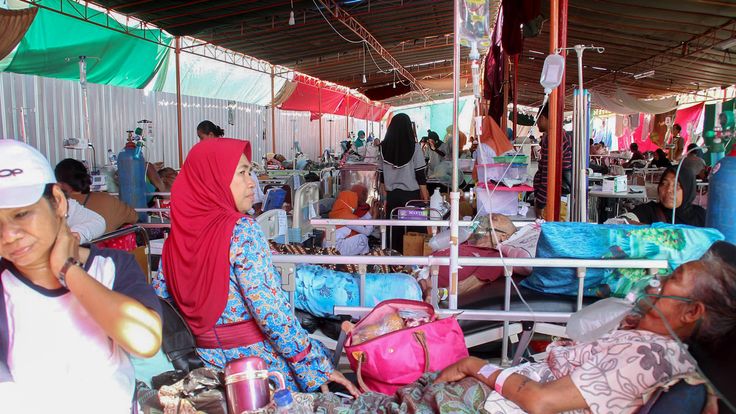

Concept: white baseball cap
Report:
left=0, top=139, right=57, bottom=208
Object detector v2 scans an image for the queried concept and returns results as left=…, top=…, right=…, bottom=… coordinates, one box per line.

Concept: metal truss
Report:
left=314, top=0, right=433, bottom=101
left=585, top=18, right=736, bottom=91
left=17, top=0, right=376, bottom=100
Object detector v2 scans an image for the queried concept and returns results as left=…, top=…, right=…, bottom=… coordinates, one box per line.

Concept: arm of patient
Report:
left=346, top=212, right=374, bottom=235
left=436, top=356, right=588, bottom=414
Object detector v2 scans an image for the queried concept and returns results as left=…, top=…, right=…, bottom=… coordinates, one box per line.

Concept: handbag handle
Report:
left=353, top=351, right=370, bottom=394
left=413, top=330, right=430, bottom=373
left=353, top=330, right=431, bottom=394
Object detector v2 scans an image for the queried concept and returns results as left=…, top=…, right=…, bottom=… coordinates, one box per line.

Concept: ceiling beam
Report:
left=313, top=0, right=432, bottom=101
left=583, top=18, right=736, bottom=94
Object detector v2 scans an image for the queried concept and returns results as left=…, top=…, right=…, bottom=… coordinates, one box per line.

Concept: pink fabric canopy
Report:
left=279, top=75, right=389, bottom=121
left=622, top=103, right=705, bottom=153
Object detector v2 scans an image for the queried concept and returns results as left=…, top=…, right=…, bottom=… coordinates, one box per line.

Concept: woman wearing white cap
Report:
left=0, top=140, right=162, bottom=413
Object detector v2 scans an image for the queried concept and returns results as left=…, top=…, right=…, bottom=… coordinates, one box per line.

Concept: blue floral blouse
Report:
left=153, top=217, right=333, bottom=392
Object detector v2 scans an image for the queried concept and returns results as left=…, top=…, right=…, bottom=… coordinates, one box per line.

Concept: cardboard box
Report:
left=423, top=238, right=433, bottom=256
left=403, top=232, right=431, bottom=256
left=602, top=175, right=627, bottom=193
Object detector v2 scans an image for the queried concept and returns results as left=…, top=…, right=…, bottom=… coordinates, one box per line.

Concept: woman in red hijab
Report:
left=154, top=138, right=358, bottom=395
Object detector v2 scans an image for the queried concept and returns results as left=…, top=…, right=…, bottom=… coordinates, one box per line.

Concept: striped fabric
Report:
left=533, top=131, right=573, bottom=207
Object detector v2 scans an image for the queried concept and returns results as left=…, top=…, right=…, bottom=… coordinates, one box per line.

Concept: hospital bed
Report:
left=271, top=251, right=669, bottom=365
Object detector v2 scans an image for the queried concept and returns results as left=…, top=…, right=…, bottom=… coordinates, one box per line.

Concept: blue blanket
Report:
left=294, top=265, right=422, bottom=318
left=520, top=222, right=724, bottom=297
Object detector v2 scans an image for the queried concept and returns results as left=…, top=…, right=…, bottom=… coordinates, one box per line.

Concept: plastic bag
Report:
left=565, top=298, right=634, bottom=342
left=351, top=313, right=405, bottom=345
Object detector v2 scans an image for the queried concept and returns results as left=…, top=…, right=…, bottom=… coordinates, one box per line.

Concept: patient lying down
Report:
left=299, top=241, right=735, bottom=413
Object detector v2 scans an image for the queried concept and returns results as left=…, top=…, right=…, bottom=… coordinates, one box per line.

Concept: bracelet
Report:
left=57, top=257, right=82, bottom=288
left=494, top=368, right=514, bottom=396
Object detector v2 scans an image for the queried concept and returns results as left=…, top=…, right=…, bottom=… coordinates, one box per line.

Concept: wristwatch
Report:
left=57, top=257, right=83, bottom=288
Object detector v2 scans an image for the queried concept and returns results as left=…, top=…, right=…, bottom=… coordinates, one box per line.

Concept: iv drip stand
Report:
left=556, top=45, right=604, bottom=222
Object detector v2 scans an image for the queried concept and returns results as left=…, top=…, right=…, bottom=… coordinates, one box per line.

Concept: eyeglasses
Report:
left=636, top=275, right=694, bottom=312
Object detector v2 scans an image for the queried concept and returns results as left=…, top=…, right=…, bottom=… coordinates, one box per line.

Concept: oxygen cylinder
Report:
left=707, top=149, right=736, bottom=243
left=118, top=141, right=147, bottom=222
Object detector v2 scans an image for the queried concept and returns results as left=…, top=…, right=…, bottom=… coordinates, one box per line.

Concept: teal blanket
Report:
left=294, top=265, right=422, bottom=318
left=521, top=222, right=724, bottom=297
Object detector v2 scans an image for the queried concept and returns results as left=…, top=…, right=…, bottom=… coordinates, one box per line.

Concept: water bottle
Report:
left=118, top=141, right=147, bottom=222
left=565, top=297, right=634, bottom=342
left=428, top=227, right=473, bottom=252
left=273, top=389, right=310, bottom=414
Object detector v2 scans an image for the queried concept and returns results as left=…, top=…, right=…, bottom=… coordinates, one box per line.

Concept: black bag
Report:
left=159, top=298, right=205, bottom=373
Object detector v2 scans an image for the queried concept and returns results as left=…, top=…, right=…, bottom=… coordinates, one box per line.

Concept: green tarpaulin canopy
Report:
left=4, top=1, right=171, bottom=88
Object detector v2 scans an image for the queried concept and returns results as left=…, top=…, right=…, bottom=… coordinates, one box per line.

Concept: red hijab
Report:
left=162, top=138, right=252, bottom=335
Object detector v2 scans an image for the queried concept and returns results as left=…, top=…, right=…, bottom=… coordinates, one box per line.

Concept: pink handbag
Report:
left=343, top=299, right=469, bottom=395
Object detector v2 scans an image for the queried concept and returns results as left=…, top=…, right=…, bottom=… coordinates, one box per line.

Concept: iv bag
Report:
left=540, top=54, right=565, bottom=94
left=460, top=0, right=491, bottom=60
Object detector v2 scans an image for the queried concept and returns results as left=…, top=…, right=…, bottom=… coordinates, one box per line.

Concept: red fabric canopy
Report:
left=279, top=75, right=389, bottom=121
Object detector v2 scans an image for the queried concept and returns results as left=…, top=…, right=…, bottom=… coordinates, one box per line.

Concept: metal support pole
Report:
left=561, top=43, right=603, bottom=222
left=513, top=55, right=519, bottom=141
left=346, top=93, right=350, bottom=140
left=449, top=0, right=461, bottom=310
left=545, top=0, right=561, bottom=222
left=175, top=37, right=184, bottom=168
left=576, top=267, right=586, bottom=310
left=318, top=84, right=323, bottom=155
left=501, top=56, right=509, bottom=132
left=575, top=46, right=587, bottom=222
left=501, top=266, right=512, bottom=366
left=78, top=57, right=92, bottom=152
left=358, top=264, right=367, bottom=307
left=271, top=65, right=277, bottom=153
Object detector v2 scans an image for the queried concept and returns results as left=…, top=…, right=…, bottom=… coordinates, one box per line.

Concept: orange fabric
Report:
left=473, top=116, right=515, bottom=181
left=329, top=191, right=359, bottom=236
left=479, top=116, right=514, bottom=155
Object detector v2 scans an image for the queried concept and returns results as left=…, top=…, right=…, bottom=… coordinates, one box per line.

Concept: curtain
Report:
left=0, top=8, right=37, bottom=63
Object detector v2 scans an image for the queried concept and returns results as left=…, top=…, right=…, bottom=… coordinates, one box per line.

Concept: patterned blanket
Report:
left=279, top=373, right=491, bottom=413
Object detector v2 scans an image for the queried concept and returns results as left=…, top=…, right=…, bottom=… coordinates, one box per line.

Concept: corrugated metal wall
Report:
left=0, top=72, right=384, bottom=169
left=271, top=110, right=382, bottom=161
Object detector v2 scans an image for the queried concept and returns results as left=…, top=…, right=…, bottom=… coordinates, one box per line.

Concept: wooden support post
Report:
left=555, top=0, right=569, bottom=220
left=271, top=66, right=277, bottom=154
left=175, top=36, right=183, bottom=168
left=545, top=0, right=561, bottom=222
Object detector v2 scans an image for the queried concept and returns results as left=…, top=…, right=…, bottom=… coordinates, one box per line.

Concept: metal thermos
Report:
left=224, top=356, right=285, bottom=413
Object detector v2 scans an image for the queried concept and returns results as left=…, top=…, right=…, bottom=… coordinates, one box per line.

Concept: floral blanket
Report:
left=295, top=373, right=490, bottom=413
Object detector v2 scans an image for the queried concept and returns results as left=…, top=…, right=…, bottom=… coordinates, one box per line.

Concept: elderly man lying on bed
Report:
left=305, top=241, right=735, bottom=413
